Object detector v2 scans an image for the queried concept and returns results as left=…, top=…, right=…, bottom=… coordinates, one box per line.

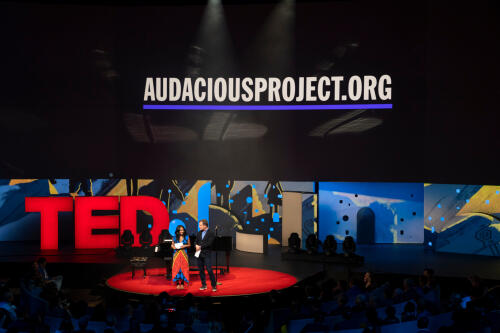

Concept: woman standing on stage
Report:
left=171, top=225, right=190, bottom=289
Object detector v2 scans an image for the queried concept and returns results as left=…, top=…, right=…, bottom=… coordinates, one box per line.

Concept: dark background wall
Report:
left=0, top=1, right=497, bottom=184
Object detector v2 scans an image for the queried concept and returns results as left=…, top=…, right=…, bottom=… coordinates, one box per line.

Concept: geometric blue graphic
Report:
left=273, top=212, right=280, bottom=222
left=318, top=182, right=424, bottom=243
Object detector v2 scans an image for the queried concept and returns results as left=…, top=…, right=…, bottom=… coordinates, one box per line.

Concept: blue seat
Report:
left=486, top=310, right=500, bottom=333
left=288, top=318, right=314, bottom=333
left=334, top=328, right=364, bottom=333
left=320, top=300, right=338, bottom=314
left=391, top=300, right=416, bottom=321
left=429, top=312, right=453, bottom=332
left=380, top=320, right=418, bottom=333
left=324, top=315, right=343, bottom=330
left=87, top=321, right=106, bottom=333
left=43, top=316, right=63, bottom=333
left=272, top=307, right=291, bottom=332
left=140, top=323, right=154, bottom=332
left=192, top=323, right=209, bottom=332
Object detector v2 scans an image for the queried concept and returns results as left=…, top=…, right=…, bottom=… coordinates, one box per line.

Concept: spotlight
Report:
left=288, top=232, right=301, bottom=253
left=117, top=229, right=134, bottom=258
left=139, top=229, right=153, bottom=248
left=323, top=235, right=337, bottom=256
left=120, top=229, right=134, bottom=249
left=342, top=236, right=356, bottom=257
left=306, top=234, right=320, bottom=255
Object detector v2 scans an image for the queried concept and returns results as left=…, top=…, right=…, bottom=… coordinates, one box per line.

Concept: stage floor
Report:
left=2, top=242, right=500, bottom=282
left=106, top=267, right=297, bottom=297
left=354, top=244, right=500, bottom=280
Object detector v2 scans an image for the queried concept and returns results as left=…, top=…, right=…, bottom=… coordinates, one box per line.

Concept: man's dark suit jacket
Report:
left=195, top=229, right=215, bottom=258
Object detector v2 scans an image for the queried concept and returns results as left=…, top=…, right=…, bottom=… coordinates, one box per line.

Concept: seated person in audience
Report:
left=0, top=289, right=17, bottom=323
left=401, top=301, right=417, bottom=322
left=402, top=278, right=418, bottom=301
left=36, top=257, right=64, bottom=291
left=382, top=305, right=399, bottom=325
left=208, top=319, right=223, bottom=333
left=423, top=268, right=435, bottom=286
left=319, top=279, right=336, bottom=302
left=125, top=318, right=141, bottom=333
left=378, top=285, right=394, bottom=307
left=447, top=292, right=463, bottom=312
left=362, top=307, right=381, bottom=330
left=369, top=283, right=390, bottom=308
left=56, top=317, right=75, bottom=333
left=41, top=282, right=71, bottom=317
left=300, top=313, right=328, bottom=333
left=333, top=280, right=348, bottom=296
left=416, top=300, right=433, bottom=318
left=418, top=275, right=430, bottom=295
left=424, top=268, right=441, bottom=300
left=75, top=316, right=96, bottom=333
left=417, top=316, right=430, bottom=333
left=182, top=317, right=198, bottom=333
left=25, top=265, right=44, bottom=297
left=148, top=313, right=176, bottom=333
left=267, top=289, right=280, bottom=308
left=364, top=272, right=376, bottom=292
left=351, top=294, right=367, bottom=315
left=367, top=293, right=382, bottom=309
left=392, top=287, right=404, bottom=304
left=334, top=311, right=363, bottom=331
left=305, top=283, right=318, bottom=298
left=330, top=293, right=349, bottom=316
left=104, top=315, right=117, bottom=332
left=346, top=278, right=363, bottom=305
left=289, top=300, right=306, bottom=319
left=468, top=275, right=486, bottom=301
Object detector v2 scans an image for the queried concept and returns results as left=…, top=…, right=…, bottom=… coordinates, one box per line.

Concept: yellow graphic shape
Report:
left=489, top=218, right=500, bottom=233
left=48, top=181, right=58, bottom=195
left=251, top=187, right=266, bottom=218
left=457, top=185, right=500, bottom=216
left=106, top=179, right=154, bottom=196
left=69, top=180, right=94, bottom=197
left=441, top=212, right=495, bottom=232
left=269, top=237, right=280, bottom=245
left=177, top=180, right=210, bottom=221
left=424, top=183, right=432, bottom=187
left=209, top=204, right=243, bottom=230
left=9, top=179, right=37, bottom=186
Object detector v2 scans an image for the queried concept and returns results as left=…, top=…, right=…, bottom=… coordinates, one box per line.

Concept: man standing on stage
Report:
left=195, top=219, right=217, bottom=292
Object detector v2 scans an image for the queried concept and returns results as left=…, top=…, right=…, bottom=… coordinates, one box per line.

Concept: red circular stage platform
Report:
left=106, top=267, right=297, bottom=297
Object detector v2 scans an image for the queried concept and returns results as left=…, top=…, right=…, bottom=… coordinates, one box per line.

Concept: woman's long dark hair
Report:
left=175, top=225, right=187, bottom=241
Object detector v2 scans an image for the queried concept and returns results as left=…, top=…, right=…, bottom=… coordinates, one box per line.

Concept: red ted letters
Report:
left=25, top=196, right=169, bottom=250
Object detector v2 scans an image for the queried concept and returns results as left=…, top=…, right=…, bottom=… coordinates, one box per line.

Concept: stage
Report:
left=2, top=242, right=500, bottom=292
left=106, top=267, right=297, bottom=297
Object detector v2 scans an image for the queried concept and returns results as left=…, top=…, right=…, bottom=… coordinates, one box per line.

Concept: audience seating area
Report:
left=1, top=262, right=500, bottom=333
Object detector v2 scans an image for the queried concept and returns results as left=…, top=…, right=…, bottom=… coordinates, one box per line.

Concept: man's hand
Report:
left=195, top=245, right=201, bottom=251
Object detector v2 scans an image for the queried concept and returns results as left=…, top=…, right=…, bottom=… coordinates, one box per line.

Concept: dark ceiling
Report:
left=0, top=1, right=497, bottom=183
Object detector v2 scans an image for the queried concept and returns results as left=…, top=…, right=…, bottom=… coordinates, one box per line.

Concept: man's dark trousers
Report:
left=198, top=254, right=216, bottom=288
